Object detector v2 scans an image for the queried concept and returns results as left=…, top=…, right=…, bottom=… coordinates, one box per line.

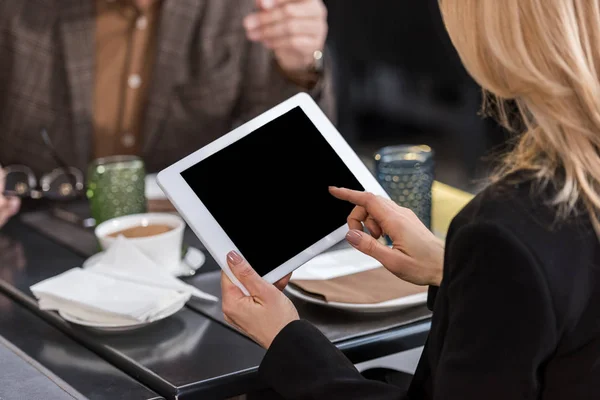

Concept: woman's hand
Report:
left=221, top=251, right=299, bottom=349
left=330, top=187, right=444, bottom=287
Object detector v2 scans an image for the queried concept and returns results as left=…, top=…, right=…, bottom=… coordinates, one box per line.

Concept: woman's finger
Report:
left=364, top=217, right=383, bottom=238
left=246, top=0, right=324, bottom=29
left=261, top=35, right=316, bottom=55
left=347, top=205, right=368, bottom=231
left=221, top=272, right=251, bottom=332
left=329, top=186, right=376, bottom=207
left=246, top=18, right=322, bottom=42
left=227, top=251, right=269, bottom=296
left=274, top=273, right=292, bottom=291
left=220, top=271, right=245, bottom=302
left=345, top=229, right=403, bottom=268
left=329, top=187, right=393, bottom=224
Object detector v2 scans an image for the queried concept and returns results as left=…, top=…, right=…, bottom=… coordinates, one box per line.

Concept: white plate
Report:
left=58, top=299, right=186, bottom=332
left=82, top=246, right=206, bottom=278
left=285, top=285, right=428, bottom=314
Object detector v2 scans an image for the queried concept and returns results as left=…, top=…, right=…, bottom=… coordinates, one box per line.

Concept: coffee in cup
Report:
left=95, top=213, right=185, bottom=275
left=108, top=224, right=173, bottom=239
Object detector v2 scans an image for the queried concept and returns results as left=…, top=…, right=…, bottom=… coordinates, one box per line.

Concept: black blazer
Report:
left=259, top=178, right=600, bottom=399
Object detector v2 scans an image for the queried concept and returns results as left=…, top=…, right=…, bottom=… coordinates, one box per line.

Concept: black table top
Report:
left=0, top=291, right=162, bottom=400
left=0, top=218, right=266, bottom=399
left=0, top=214, right=431, bottom=399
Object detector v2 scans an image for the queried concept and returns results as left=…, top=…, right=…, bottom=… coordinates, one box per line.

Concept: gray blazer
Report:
left=0, top=0, right=334, bottom=174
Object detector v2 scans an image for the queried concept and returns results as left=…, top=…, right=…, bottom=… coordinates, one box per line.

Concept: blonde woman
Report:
left=221, top=0, right=600, bottom=398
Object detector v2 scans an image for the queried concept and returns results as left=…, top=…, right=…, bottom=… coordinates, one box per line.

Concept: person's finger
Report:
left=227, top=251, right=269, bottom=296
left=246, top=1, right=324, bottom=30
left=345, top=229, right=403, bottom=267
left=274, top=273, right=292, bottom=291
left=347, top=205, right=368, bottom=231
left=329, top=186, right=373, bottom=206
left=221, top=271, right=249, bottom=330
left=246, top=18, right=322, bottom=42
left=330, top=187, right=393, bottom=224
left=261, top=35, right=316, bottom=54
left=220, top=271, right=246, bottom=303
left=364, top=217, right=383, bottom=238
left=258, top=0, right=311, bottom=9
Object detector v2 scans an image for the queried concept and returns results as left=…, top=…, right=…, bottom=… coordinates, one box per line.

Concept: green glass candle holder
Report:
left=86, top=156, right=147, bottom=225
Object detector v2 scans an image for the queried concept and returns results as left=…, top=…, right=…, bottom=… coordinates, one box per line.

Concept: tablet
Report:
left=157, top=93, right=389, bottom=295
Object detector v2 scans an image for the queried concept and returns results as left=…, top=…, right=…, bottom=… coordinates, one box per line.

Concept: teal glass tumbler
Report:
left=374, top=145, right=435, bottom=229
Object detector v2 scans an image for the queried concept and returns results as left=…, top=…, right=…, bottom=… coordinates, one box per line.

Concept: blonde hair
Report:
left=440, top=0, right=600, bottom=234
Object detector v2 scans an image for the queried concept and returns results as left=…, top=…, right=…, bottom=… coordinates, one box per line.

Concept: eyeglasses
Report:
left=2, top=165, right=84, bottom=200
left=1, top=129, right=84, bottom=201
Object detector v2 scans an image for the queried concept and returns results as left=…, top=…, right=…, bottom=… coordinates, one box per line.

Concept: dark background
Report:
left=324, top=0, right=510, bottom=191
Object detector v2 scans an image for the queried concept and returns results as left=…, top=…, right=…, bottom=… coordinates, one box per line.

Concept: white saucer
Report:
left=82, top=247, right=206, bottom=278
left=285, top=285, right=428, bottom=314
left=58, top=298, right=186, bottom=332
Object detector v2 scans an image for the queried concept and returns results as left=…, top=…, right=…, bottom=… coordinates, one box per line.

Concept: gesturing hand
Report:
left=221, top=251, right=299, bottom=349
left=243, top=0, right=328, bottom=74
left=330, top=187, right=445, bottom=287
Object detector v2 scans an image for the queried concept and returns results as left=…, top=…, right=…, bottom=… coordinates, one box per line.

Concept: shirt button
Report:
left=121, top=133, right=136, bottom=148
left=136, top=16, right=148, bottom=30
left=128, top=74, right=142, bottom=89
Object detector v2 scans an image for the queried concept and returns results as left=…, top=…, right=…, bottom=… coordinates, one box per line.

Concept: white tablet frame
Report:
left=157, top=93, right=389, bottom=295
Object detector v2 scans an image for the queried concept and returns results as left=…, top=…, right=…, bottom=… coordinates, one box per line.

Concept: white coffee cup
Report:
left=95, top=213, right=185, bottom=275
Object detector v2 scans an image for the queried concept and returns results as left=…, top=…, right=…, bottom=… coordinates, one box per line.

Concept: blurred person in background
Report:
left=221, top=0, right=600, bottom=398
left=0, top=0, right=332, bottom=228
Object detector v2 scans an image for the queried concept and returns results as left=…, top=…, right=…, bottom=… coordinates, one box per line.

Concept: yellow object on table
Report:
left=431, top=181, right=475, bottom=239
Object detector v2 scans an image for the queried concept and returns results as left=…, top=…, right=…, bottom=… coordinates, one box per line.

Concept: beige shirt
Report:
left=93, top=0, right=161, bottom=158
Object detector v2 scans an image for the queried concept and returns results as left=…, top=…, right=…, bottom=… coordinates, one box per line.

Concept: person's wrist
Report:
left=279, top=65, right=321, bottom=90
left=278, top=49, right=325, bottom=90
left=264, top=318, right=300, bottom=349
left=428, top=238, right=445, bottom=287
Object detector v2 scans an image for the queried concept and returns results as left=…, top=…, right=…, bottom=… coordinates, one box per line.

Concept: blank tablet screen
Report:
left=181, top=106, right=364, bottom=277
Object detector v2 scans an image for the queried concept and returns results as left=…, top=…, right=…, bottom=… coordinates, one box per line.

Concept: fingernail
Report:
left=346, top=230, right=362, bottom=247
left=227, top=251, right=244, bottom=266
left=261, top=0, right=274, bottom=9
left=244, top=15, right=258, bottom=29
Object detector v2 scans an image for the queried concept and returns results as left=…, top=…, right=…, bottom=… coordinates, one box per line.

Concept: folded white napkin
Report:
left=85, top=236, right=217, bottom=302
left=291, top=247, right=381, bottom=281
left=31, top=268, right=189, bottom=323
left=30, top=236, right=217, bottom=326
